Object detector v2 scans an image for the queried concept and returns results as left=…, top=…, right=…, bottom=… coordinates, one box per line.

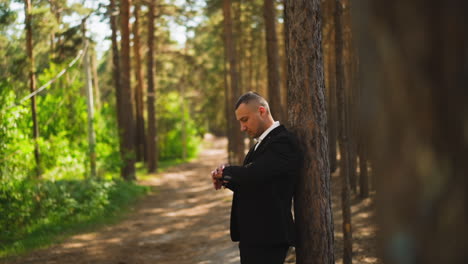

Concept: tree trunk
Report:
left=322, top=0, right=338, bottom=173
left=132, top=1, right=147, bottom=162
left=335, top=0, right=353, bottom=263
left=352, top=1, right=468, bottom=263
left=235, top=0, right=246, bottom=95
left=109, top=0, right=124, bottom=167
left=358, top=138, right=369, bottom=199
left=223, top=0, right=244, bottom=165
left=355, top=50, right=369, bottom=198
left=146, top=0, right=158, bottom=173
left=284, top=1, right=335, bottom=263
left=263, top=0, right=283, bottom=123
left=82, top=19, right=97, bottom=178
left=90, top=48, right=101, bottom=109
left=119, top=0, right=136, bottom=180
left=346, top=22, right=358, bottom=193
left=24, top=0, right=41, bottom=177
left=246, top=4, right=254, bottom=92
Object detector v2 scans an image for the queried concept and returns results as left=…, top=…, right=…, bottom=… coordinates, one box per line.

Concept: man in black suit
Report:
left=211, top=92, right=301, bottom=264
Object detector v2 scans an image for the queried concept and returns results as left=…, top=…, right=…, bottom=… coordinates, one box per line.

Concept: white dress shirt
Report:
left=254, top=121, right=280, bottom=151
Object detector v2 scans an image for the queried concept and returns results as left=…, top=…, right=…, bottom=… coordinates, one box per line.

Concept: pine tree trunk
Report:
left=223, top=0, right=244, bottom=165
left=358, top=138, right=369, bottom=199
left=264, top=0, right=283, bottom=123
left=119, top=0, right=136, bottom=180
left=284, top=1, right=335, bottom=263
left=82, top=20, right=97, bottom=178
left=132, top=1, right=147, bottom=162
left=91, top=48, right=101, bottom=109
left=146, top=0, right=158, bottom=173
left=322, top=0, right=338, bottom=173
left=353, top=1, right=468, bottom=263
left=24, top=0, right=41, bottom=177
left=234, top=0, right=243, bottom=93
left=335, top=0, right=353, bottom=263
left=109, top=0, right=125, bottom=175
left=246, top=4, right=254, bottom=93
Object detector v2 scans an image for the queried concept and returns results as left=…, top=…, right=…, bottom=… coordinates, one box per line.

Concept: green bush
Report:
left=0, top=178, right=149, bottom=255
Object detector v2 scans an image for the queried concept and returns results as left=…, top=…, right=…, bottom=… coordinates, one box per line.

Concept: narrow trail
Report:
left=3, top=135, right=379, bottom=264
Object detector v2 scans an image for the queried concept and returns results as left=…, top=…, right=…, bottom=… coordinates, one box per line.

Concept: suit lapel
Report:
left=249, top=125, right=286, bottom=161
left=243, top=143, right=257, bottom=165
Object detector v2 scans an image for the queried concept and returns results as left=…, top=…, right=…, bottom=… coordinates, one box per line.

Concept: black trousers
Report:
left=239, top=243, right=289, bottom=264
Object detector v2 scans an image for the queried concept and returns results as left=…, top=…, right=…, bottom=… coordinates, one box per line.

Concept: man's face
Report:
left=235, top=103, right=266, bottom=138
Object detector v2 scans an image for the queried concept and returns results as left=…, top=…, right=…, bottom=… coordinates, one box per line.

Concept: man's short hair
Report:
left=235, top=92, right=270, bottom=112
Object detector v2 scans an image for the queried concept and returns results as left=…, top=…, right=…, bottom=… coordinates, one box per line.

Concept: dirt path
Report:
left=2, top=136, right=380, bottom=264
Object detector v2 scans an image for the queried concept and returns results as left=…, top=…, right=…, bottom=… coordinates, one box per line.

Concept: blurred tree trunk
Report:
left=322, top=0, right=338, bottom=173
left=132, top=0, right=147, bottom=162
left=284, top=1, right=335, bottom=263
left=335, top=0, right=353, bottom=263
left=223, top=0, right=244, bottom=165
left=358, top=137, right=369, bottom=198
left=246, top=2, right=254, bottom=93
left=91, top=47, right=101, bottom=110
left=48, top=0, right=60, bottom=60
left=24, top=0, right=41, bottom=177
left=110, top=0, right=127, bottom=177
left=109, top=0, right=122, bottom=140
left=234, top=0, right=244, bottom=93
left=81, top=19, right=97, bottom=178
left=146, top=0, right=158, bottom=173
left=345, top=9, right=358, bottom=193
left=264, top=0, right=284, bottom=123
left=119, top=0, right=136, bottom=180
left=352, top=1, right=468, bottom=263
left=355, top=52, right=369, bottom=199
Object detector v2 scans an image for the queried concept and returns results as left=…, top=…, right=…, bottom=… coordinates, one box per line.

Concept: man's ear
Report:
left=258, top=106, right=266, bottom=115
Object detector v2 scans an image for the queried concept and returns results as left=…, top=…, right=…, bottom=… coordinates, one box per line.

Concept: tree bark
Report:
left=110, top=0, right=129, bottom=179
left=146, top=0, right=158, bottom=173
left=119, top=0, right=136, bottom=180
left=132, top=0, right=147, bottom=162
left=358, top=138, right=369, bottom=198
left=346, top=19, right=358, bottom=193
left=263, top=0, right=284, bottom=123
left=352, top=1, right=468, bottom=263
left=284, top=1, right=335, bottom=263
left=335, top=0, right=353, bottom=263
left=24, top=0, right=41, bottom=177
left=322, top=0, right=338, bottom=173
left=82, top=19, right=97, bottom=178
left=234, top=0, right=244, bottom=94
left=90, top=48, right=101, bottom=109
left=223, top=0, right=244, bottom=165
left=109, top=0, right=124, bottom=166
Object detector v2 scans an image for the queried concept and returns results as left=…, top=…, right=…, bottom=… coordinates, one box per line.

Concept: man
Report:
left=211, top=92, right=301, bottom=264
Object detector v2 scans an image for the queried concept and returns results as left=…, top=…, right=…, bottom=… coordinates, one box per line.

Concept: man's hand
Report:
left=211, top=164, right=226, bottom=190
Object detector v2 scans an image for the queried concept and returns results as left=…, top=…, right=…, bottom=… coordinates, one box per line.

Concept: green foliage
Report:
left=0, top=2, right=16, bottom=28
left=0, top=87, right=36, bottom=180
left=94, top=102, right=122, bottom=174
left=157, top=92, right=201, bottom=160
left=0, top=0, right=212, bottom=257
left=0, top=177, right=149, bottom=257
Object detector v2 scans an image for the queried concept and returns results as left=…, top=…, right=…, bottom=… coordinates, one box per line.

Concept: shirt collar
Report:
left=255, top=121, right=280, bottom=144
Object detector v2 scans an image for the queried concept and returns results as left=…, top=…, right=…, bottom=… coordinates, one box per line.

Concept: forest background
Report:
left=1, top=0, right=467, bottom=263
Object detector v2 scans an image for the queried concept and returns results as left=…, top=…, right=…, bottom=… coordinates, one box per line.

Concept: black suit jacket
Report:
left=222, top=125, right=301, bottom=246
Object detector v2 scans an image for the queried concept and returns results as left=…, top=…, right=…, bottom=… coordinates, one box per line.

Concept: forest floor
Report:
left=2, top=135, right=380, bottom=264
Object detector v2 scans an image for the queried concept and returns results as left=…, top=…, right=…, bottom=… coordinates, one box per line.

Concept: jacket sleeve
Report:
left=221, top=136, right=298, bottom=187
